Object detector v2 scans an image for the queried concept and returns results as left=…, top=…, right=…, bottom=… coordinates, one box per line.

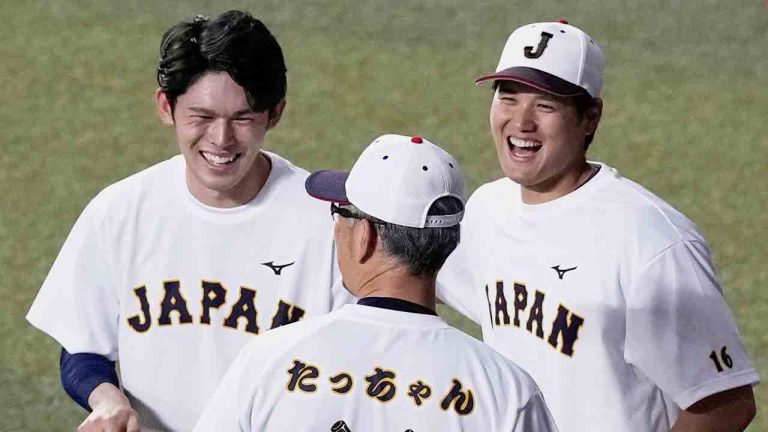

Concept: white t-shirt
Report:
left=437, top=163, right=759, bottom=431
left=194, top=304, right=559, bottom=432
left=27, top=153, right=353, bottom=431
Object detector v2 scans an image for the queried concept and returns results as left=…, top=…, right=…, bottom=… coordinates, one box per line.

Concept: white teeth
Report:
left=507, top=137, right=541, bottom=148
left=202, top=152, right=237, bottom=165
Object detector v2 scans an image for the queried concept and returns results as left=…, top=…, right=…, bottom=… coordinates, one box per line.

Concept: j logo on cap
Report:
left=524, top=32, right=553, bottom=59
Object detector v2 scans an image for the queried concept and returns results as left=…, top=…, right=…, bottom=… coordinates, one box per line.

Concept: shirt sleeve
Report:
left=437, top=239, right=484, bottom=324
left=624, top=240, right=760, bottom=409
left=436, top=191, right=488, bottom=325
left=26, top=192, right=121, bottom=360
left=512, top=391, right=560, bottom=432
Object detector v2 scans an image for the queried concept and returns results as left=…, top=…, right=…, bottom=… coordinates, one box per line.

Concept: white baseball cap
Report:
left=305, top=134, right=465, bottom=228
left=476, top=19, right=604, bottom=98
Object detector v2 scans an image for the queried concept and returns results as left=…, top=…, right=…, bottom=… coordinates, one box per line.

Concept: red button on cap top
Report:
left=411, top=136, right=423, bottom=144
left=557, top=19, right=569, bottom=24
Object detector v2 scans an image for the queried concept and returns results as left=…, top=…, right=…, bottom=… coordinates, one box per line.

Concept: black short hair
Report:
left=352, top=197, right=462, bottom=278
left=572, top=92, right=600, bottom=148
left=157, top=10, right=286, bottom=115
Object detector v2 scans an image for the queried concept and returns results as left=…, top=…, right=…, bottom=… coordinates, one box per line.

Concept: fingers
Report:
left=77, top=406, right=140, bottom=432
left=126, top=413, right=140, bottom=432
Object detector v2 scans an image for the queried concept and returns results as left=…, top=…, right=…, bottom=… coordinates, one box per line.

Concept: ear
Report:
left=155, top=88, right=175, bottom=125
left=266, top=98, right=287, bottom=130
left=352, top=220, right=377, bottom=264
left=584, top=98, right=603, bottom=135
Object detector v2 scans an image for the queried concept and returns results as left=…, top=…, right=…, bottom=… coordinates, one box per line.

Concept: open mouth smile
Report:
left=201, top=151, right=241, bottom=166
left=507, top=137, right=542, bottom=156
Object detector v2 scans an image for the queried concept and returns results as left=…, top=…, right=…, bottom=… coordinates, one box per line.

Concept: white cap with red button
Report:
left=305, top=134, right=465, bottom=228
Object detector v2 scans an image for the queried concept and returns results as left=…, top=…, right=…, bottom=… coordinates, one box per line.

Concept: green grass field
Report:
left=1, top=0, right=766, bottom=430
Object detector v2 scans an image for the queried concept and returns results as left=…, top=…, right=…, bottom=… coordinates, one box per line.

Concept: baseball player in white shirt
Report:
left=27, top=11, right=351, bottom=431
left=195, top=134, right=559, bottom=431
left=437, top=19, right=759, bottom=431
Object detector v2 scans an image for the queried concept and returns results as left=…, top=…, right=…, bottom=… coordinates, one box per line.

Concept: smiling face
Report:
left=156, top=71, right=285, bottom=207
left=490, top=80, right=601, bottom=204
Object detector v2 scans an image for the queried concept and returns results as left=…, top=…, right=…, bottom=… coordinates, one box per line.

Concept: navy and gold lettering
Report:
left=547, top=304, right=584, bottom=356
left=407, top=380, right=432, bottom=406
left=158, top=280, right=193, bottom=326
left=494, top=281, right=511, bottom=326
left=365, top=367, right=397, bottom=403
left=223, top=286, right=259, bottom=334
left=270, top=299, right=306, bottom=329
left=329, top=373, right=353, bottom=394
left=286, top=360, right=319, bottom=393
left=440, top=379, right=475, bottom=416
left=200, top=281, right=226, bottom=325
left=525, top=290, right=545, bottom=338
left=485, top=284, right=494, bottom=327
left=127, top=285, right=151, bottom=332
left=513, top=282, right=528, bottom=327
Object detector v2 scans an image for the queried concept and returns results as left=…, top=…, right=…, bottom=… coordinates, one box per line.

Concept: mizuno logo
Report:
left=262, top=261, right=295, bottom=275
left=551, top=265, right=577, bottom=280
left=331, top=420, right=352, bottom=432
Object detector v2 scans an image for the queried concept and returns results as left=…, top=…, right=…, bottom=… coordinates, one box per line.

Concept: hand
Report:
left=78, top=383, right=140, bottom=432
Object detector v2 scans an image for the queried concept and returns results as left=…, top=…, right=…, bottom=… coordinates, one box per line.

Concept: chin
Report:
left=500, top=165, right=526, bottom=184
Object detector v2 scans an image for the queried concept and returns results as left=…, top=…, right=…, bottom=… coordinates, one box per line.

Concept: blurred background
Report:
left=1, top=0, right=765, bottom=430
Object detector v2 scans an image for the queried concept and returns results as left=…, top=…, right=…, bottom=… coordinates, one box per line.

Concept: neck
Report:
left=521, top=159, right=596, bottom=205
left=354, top=266, right=436, bottom=312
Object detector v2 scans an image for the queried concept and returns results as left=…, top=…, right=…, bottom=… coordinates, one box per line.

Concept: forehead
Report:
left=176, top=71, right=254, bottom=112
left=495, top=80, right=560, bottom=100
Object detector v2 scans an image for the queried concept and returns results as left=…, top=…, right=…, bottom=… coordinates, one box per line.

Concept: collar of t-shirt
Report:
left=357, top=296, right=437, bottom=316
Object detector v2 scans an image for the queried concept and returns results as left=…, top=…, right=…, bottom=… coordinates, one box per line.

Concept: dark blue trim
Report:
left=357, top=296, right=437, bottom=316
left=60, top=348, right=119, bottom=411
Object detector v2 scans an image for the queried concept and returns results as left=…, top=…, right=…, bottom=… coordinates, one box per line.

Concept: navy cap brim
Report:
left=305, top=170, right=351, bottom=204
left=475, top=66, right=587, bottom=97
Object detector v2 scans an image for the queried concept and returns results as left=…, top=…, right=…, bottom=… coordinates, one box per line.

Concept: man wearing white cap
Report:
left=437, top=20, right=758, bottom=431
left=194, top=134, right=559, bottom=431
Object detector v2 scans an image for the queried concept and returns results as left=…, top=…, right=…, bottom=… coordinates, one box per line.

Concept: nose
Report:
left=209, top=119, right=234, bottom=147
left=513, top=103, right=537, bottom=132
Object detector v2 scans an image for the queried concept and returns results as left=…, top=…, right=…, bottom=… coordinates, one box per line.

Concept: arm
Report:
left=624, top=241, right=759, bottom=427
left=60, top=348, right=139, bottom=432
left=671, top=385, right=756, bottom=432
left=60, top=349, right=119, bottom=410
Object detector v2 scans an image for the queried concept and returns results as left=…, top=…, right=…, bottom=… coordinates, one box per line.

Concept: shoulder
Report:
left=461, top=177, right=518, bottom=228
left=590, top=164, right=707, bottom=248
left=467, top=178, right=518, bottom=209
left=260, top=151, right=330, bottom=218
left=80, top=156, right=182, bottom=223
left=236, top=312, right=340, bottom=369
left=446, top=328, right=541, bottom=393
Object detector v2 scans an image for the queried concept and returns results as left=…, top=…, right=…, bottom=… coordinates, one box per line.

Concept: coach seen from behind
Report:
left=195, top=134, right=558, bottom=431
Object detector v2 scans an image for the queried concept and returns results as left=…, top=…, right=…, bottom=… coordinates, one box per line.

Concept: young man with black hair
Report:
left=194, top=134, right=558, bottom=431
left=27, top=10, right=351, bottom=431
left=437, top=20, right=758, bottom=431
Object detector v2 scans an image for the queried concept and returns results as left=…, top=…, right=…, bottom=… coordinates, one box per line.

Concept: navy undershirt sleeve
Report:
left=59, top=348, right=120, bottom=411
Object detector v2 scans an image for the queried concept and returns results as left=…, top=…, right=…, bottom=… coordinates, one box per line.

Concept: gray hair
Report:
left=349, top=196, right=462, bottom=277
